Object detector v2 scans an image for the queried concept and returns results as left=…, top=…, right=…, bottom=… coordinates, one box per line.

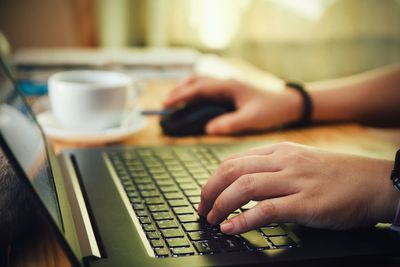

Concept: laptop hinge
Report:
left=60, top=153, right=101, bottom=259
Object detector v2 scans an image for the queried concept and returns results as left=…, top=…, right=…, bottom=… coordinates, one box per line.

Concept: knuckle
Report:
left=237, top=174, right=256, bottom=197
left=286, top=150, right=306, bottom=165
left=213, top=198, right=226, bottom=214
left=258, top=201, right=277, bottom=221
left=276, top=141, right=295, bottom=150
left=235, top=213, right=250, bottom=230
left=217, top=159, right=237, bottom=178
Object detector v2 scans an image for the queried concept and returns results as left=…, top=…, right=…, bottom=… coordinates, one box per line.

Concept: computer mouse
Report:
left=160, top=99, right=236, bottom=136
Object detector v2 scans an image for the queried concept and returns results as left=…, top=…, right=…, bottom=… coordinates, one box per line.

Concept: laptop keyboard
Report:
left=107, top=146, right=296, bottom=257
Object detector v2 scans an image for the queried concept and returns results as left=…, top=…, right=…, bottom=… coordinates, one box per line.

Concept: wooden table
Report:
left=8, top=65, right=400, bottom=267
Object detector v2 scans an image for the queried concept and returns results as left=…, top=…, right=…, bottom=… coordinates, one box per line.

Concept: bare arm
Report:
left=308, top=64, right=400, bottom=126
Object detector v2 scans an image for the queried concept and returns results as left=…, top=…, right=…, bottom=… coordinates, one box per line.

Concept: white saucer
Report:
left=37, top=111, right=147, bottom=144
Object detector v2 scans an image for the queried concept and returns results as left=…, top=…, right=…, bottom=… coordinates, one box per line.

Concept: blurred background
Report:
left=0, top=0, right=399, bottom=81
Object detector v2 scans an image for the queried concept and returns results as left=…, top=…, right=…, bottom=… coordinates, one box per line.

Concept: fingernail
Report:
left=221, top=221, right=234, bottom=233
left=206, top=211, right=216, bottom=225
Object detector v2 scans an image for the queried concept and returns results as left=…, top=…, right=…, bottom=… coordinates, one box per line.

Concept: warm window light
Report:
left=274, top=0, right=337, bottom=20
left=189, top=0, right=250, bottom=50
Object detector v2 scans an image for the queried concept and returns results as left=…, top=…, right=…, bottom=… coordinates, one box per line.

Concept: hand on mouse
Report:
left=197, top=142, right=399, bottom=235
left=164, top=76, right=303, bottom=135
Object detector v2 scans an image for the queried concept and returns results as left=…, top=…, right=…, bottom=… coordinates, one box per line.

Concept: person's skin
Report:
left=163, top=63, right=400, bottom=234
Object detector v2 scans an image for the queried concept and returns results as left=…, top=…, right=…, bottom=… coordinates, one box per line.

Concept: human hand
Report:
left=198, top=142, right=399, bottom=234
left=164, top=76, right=302, bottom=135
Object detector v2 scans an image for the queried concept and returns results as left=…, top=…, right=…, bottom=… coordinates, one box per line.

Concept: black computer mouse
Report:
left=160, top=99, right=236, bottom=136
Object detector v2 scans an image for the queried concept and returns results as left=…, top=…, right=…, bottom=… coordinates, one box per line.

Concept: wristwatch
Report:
left=285, top=82, right=313, bottom=127
left=391, top=150, right=400, bottom=192
left=390, top=149, right=400, bottom=231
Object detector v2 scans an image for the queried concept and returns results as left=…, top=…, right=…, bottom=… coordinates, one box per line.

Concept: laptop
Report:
left=1, top=58, right=400, bottom=267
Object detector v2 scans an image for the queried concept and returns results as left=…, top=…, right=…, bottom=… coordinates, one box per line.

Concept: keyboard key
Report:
left=188, top=231, right=212, bottom=241
left=137, top=184, right=156, bottom=191
left=173, top=207, right=194, bottom=215
left=240, top=230, right=270, bottom=249
left=193, top=241, right=220, bottom=254
left=145, top=197, right=164, bottom=205
left=124, top=184, right=135, bottom=191
left=134, top=178, right=153, bottom=184
left=171, top=247, right=195, bottom=256
left=157, top=220, right=178, bottom=229
left=184, top=189, right=202, bottom=196
left=153, top=174, right=171, bottom=180
left=167, top=165, right=186, bottom=172
left=152, top=212, right=173, bottom=221
left=164, top=192, right=184, bottom=200
left=161, top=229, right=184, bottom=238
left=130, top=197, right=142, bottom=204
left=127, top=191, right=139, bottom=198
left=168, top=199, right=189, bottom=207
left=166, top=238, right=190, bottom=248
left=188, top=196, right=201, bottom=204
left=135, top=210, right=148, bottom=217
left=179, top=183, right=199, bottom=190
left=132, top=203, right=145, bottom=210
left=177, top=214, right=199, bottom=223
left=139, top=217, right=152, bottom=224
left=182, top=222, right=202, bottom=232
left=192, top=173, right=209, bottom=179
left=147, top=231, right=160, bottom=239
left=159, top=185, right=179, bottom=193
left=261, top=226, right=287, bottom=237
left=170, top=170, right=190, bottom=177
left=197, top=179, right=208, bottom=186
left=217, top=235, right=247, bottom=252
left=174, top=177, right=193, bottom=183
left=148, top=204, right=169, bottom=212
left=143, top=224, right=156, bottom=232
left=154, top=247, right=169, bottom=257
left=150, top=239, right=164, bottom=248
left=131, top=170, right=149, bottom=177
left=141, top=190, right=160, bottom=198
left=269, top=236, right=296, bottom=248
left=156, top=180, right=175, bottom=186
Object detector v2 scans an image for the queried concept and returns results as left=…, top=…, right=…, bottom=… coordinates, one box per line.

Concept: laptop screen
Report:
left=0, top=59, right=63, bottom=230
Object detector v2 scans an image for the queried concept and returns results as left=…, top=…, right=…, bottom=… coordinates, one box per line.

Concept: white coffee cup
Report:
left=48, top=70, right=139, bottom=131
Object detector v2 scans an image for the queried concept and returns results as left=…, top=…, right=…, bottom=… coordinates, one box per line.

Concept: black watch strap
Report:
left=285, top=82, right=313, bottom=127
left=391, top=149, right=400, bottom=192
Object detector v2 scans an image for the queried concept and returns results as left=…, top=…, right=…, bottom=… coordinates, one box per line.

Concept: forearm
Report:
left=306, top=63, right=400, bottom=125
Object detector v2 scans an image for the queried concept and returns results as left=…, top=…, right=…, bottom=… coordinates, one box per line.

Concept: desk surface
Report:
left=9, top=60, right=400, bottom=267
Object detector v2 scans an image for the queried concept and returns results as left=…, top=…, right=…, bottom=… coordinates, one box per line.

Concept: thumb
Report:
left=206, top=110, right=250, bottom=135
